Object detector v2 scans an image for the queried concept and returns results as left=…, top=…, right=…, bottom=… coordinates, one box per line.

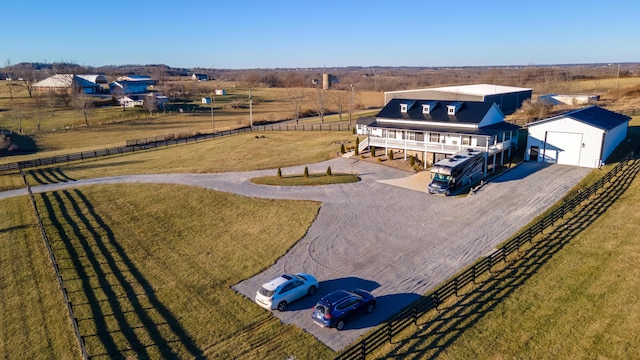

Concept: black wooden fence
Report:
left=253, top=123, right=352, bottom=132
left=19, top=169, right=89, bottom=360
left=335, top=151, right=636, bottom=360
left=0, top=123, right=353, bottom=173
left=0, top=127, right=253, bottom=172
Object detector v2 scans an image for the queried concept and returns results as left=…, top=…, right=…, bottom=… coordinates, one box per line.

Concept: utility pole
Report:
left=616, top=64, right=620, bottom=89
left=349, top=84, right=354, bottom=128
left=211, top=89, right=216, bottom=130
left=249, top=87, right=253, bottom=128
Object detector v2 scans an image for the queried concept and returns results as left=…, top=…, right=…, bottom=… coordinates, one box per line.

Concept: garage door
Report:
left=542, top=132, right=582, bottom=166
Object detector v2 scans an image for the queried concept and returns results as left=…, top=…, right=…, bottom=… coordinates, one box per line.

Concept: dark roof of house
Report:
left=376, top=99, right=497, bottom=125
left=361, top=117, right=519, bottom=137
left=530, top=106, right=630, bottom=131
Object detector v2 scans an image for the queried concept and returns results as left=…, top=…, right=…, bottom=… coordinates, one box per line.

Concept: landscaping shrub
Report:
left=340, top=144, right=345, bottom=154
left=388, top=150, right=394, bottom=160
left=371, top=146, right=376, bottom=157
left=326, top=166, right=332, bottom=176
left=277, top=167, right=282, bottom=178
left=410, top=155, right=415, bottom=166
left=355, top=137, right=360, bottom=155
left=304, top=166, right=309, bottom=178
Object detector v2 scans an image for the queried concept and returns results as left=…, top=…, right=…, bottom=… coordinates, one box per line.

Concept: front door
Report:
left=530, top=146, right=539, bottom=162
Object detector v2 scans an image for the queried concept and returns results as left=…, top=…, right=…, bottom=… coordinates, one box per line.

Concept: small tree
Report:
left=340, top=144, right=345, bottom=154
left=410, top=154, right=415, bottom=166
left=388, top=150, right=394, bottom=160
left=304, top=166, right=309, bottom=178
left=371, top=146, right=376, bottom=157
left=277, top=167, right=282, bottom=178
left=326, top=166, right=332, bottom=176
left=355, top=137, right=360, bottom=155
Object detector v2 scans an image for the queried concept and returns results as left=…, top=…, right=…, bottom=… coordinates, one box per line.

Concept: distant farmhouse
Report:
left=117, top=93, right=167, bottom=109
left=191, top=73, right=208, bottom=81
left=33, top=74, right=107, bottom=94
left=385, top=84, right=532, bottom=115
left=110, top=80, right=150, bottom=95
left=525, top=106, right=630, bottom=168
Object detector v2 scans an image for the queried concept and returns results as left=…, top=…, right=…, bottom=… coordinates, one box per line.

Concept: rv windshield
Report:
left=433, top=173, right=452, bottom=182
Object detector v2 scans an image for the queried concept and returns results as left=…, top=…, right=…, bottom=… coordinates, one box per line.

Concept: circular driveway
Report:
left=0, top=158, right=591, bottom=351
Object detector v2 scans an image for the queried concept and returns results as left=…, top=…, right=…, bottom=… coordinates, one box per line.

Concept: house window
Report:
left=400, top=104, right=408, bottom=113
left=422, top=104, right=431, bottom=114
left=504, top=131, right=511, bottom=141
left=416, top=132, right=425, bottom=141
left=429, top=133, right=440, bottom=143
left=387, top=130, right=396, bottom=139
left=462, top=136, right=471, bottom=146
left=406, top=132, right=416, bottom=141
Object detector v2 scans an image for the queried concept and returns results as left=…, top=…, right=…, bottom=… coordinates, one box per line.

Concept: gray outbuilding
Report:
left=384, top=84, right=532, bottom=115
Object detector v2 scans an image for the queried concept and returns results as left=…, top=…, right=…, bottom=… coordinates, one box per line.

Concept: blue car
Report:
left=311, top=289, right=375, bottom=330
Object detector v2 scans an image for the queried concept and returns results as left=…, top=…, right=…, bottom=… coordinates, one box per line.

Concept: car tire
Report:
left=277, top=301, right=287, bottom=311
left=336, top=320, right=345, bottom=331
left=307, top=286, right=317, bottom=296
left=366, top=303, right=375, bottom=314
left=445, top=190, right=450, bottom=196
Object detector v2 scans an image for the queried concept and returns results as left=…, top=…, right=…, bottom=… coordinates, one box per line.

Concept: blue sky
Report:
left=3, top=0, right=638, bottom=69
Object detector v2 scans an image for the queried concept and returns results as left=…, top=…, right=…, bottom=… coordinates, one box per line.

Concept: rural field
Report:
left=1, top=72, right=640, bottom=359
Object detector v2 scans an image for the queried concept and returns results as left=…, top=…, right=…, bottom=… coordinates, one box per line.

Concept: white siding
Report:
left=527, top=117, right=606, bottom=168
left=602, top=122, right=628, bottom=163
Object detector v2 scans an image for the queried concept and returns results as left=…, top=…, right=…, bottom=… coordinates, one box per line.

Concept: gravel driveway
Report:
left=0, top=158, right=591, bottom=351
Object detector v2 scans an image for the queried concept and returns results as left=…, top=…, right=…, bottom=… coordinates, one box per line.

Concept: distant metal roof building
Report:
left=384, top=84, right=532, bottom=115
left=77, top=75, right=108, bottom=84
left=33, top=74, right=101, bottom=93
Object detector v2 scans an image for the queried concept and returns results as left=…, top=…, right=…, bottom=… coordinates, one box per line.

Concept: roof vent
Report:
left=447, top=102, right=463, bottom=115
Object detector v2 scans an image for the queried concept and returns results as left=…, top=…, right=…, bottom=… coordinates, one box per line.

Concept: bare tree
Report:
left=72, top=93, right=95, bottom=126
left=144, top=93, right=158, bottom=117
left=285, top=88, right=305, bottom=125
left=313, top=88, right=328, bottom=124
left=13, top=64, right=39, bottom=98
left=111, top=85, right=127, bottom=111
left=33, top=92, right=46, bottom=131
left=330, top=90, right=349, bottom=122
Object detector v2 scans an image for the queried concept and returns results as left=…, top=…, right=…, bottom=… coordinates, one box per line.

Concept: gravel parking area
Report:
left=1, top=158, right=591, bottom=351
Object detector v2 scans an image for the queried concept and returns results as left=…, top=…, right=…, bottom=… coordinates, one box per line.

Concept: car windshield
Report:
left=433, top=173, right=451, bottom=182
left=258, top=287, right=274, bottom=297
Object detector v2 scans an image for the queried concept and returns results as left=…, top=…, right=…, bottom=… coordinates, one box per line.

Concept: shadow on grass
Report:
left=28, top=168, right=77, bottom=185
left=380, top=159, right=640, bottom=359
left=39, top=189, right=203, bottom=359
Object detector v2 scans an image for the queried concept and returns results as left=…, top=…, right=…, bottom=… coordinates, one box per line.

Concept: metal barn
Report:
left=525, top=106, right=630, bottom=168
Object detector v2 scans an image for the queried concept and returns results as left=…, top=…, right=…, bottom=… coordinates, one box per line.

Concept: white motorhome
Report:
left=428, top=149, right=487, bottom=195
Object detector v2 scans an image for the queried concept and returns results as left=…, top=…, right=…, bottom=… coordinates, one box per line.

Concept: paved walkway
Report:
left=0, top=158, right=591, bottom=351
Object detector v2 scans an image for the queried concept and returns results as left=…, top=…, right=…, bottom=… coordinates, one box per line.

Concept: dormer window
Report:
left=401, top=104, right=408, bottom=113
left=447, top=102, right=463, bottom=115
left=422, top=101, right=438, bottom=114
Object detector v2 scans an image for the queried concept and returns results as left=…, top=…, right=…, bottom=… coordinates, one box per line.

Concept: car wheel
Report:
left=445, top=190, right=450, bottom=196
left=307, top=286, right=317, bottom=296
left=277, top=301, right=287, bottom=311
left=366, top=303, right=375, bottom=314
left=336, top=320, right=345, bottom=331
